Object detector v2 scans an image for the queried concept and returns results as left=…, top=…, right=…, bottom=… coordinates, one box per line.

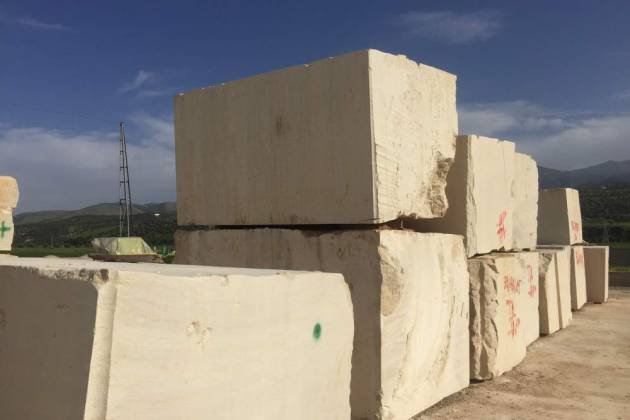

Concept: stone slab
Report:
left=468, top=254, right=527, bottom=380
left=175, top=49, right=457, bottom=226
left=536, top=250, right=561, bottom=335
left=175, top=228, right=469, bottom=420
left=538, top=246, right=573, bottom=327
left=412, top=135, right=515, bottom=257
left=512, top=153, right=538, bottom=250
left=570, top=246, right=587, bottom=310
left=0, top=176, right=19, bottom=208
left=584, top=246, right=609, bottom=303
left=538, top=188, right=583, bottom=245
left=0, top=258, right=353, bottom=420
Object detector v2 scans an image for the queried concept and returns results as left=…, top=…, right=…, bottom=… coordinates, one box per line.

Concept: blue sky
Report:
left=2, top=0, right=630, bottom=211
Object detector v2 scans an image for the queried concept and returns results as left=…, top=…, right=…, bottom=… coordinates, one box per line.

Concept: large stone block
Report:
left=175, top=229, right=469, bottom=420
left=570, top=245, right=587, bottom=310
left=512, top=153, right=538, bottom=250
left=175, top=49, right=457, bottom=226
left=468, top=254, right=527, bottom=380
left=511, top=252, right=539, bottom=345
left=0, top=176, right=19, bottom=208
left=0, top=258, right=353, bottom=420
left=536, top=250, right=561, bottom=335
left=538, top=188, right=583, bottom=245
left=584, top=245, right=609, bottom=303
left=413, top=135, right=515, bottom=257
left=0, top=209, right=15, bottom=251
left=0, top=176, right=19, bottom=251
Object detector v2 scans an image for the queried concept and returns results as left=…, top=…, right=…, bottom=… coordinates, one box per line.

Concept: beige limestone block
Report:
left=511, top=252, right=539, bottom=346
left=0, top=208, right=15, bottom=251
left=538, top=188, right=583, bottom=245
left=536, top=250, right=561, bottom=335
left=468, top=254, right=527, bottom=380
left=570, top=246, right=587, bottom=310
left=584, top=245, right=609, bottom=303
left=512, top=153, right=538, bottom=250
left=0, top=176, right=19, bottom=208
left=412, top=135, right=515, bottom=257
left=0, top=258, right=352, bottom=420
left=538, top=246, right=573, bottom=328
left=175, top=228, right=469, bottom=420
left=174, top=49, right=457, bottom=226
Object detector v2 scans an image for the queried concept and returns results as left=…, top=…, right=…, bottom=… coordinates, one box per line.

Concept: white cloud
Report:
left=0, top=12, right=69, bottom=31
left=118, top=70, right=155, bottom=94
left=395, top=10, right=502, bottom=44
left=0, top=115, right=175, bottom=212
left=458, top=101, right=630, bottom=170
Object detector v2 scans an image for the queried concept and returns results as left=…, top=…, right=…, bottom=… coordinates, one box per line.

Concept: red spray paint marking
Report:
left=576, top=251, right=584, bottom=267
left=506, top=299, right=521, bottom=338
left=527, top=264, right=537, bottom=297
left=571, top=221, right=581, bottom=241
left=503, top=275, right=521, bottom=295
left=496, top=210, right=508, bottom=242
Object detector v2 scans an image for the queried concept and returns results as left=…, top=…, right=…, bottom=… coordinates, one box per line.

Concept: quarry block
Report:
left=468, top=253, right=527, bottom=380
left=0, top=258, right=353, bottom=420
left=0, top=176, right=19, bottom=208
left=584, top=246, right=609, bottom=303
left=511, top=252, right=539, bottom=345
left=512, top=153, right=538, bottom=250
left=175, top=49, right=458, bottom=226
left=539, top=246, right=573, bottom=328
left=538, top=188, right=583, bottom=245
left=413, top=135, right=515, bottom=257
left=570, top=246, right=587, bottom=310
left=175, top=228, right=469, bottom=420
left=0, top=209, right=15, bottom=252
left=536, top=250, right=561, bottom=335
left=0, top=176, right=19, bottom=252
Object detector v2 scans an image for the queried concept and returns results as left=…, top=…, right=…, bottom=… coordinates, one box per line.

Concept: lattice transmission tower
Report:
left=119, top=122, right=132, bottom=237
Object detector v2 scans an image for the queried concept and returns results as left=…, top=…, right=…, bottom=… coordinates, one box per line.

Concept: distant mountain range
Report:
left=15, top=202, right=176, bottom=225
left=538, top=159, right=630, bottom=189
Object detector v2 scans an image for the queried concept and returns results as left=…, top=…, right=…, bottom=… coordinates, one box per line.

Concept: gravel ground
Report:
left=415, top=288, right=630, bottom=420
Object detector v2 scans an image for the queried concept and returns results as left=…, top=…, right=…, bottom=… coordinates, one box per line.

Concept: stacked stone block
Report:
left=174, top=49, right=469, bottom=419
left=0, top=258, right=353, bottom=419
left=0, top=176, right=19, bottom=251
left=583, top=245, right=609, bottom=303
left=536, top=246, right=573, bottom=334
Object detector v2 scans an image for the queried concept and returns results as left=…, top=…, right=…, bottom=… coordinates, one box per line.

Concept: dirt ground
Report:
left=415, top=288, right=630, bottom=420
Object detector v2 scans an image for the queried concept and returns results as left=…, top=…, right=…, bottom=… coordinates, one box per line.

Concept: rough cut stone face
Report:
left=536, top=250, right=561, bottom=335
left=542, top=246, right=574, bottom=328
left=468, top=254, right=527, bottom=380
left=412, top=135, right=515, bottom=257
left=584, top=246, right=609, bottom=303
left=538, top=188, right=583, bottom=245
left=512, top=153, right=539, bottom=250
left=175, top=229, right=469, bottom=420
left=570, top=246, right=587, bottom=310
left=511, top=252, right=539, bottom=346
left=0, top=258, right=353, bottom=420
left=175, top=49, right=457, bottom=226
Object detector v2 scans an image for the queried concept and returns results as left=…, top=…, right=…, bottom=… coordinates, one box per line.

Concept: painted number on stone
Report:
left=506, top=299, right=520, bottom=338
left=527, top=264, right=537, bottom=297
left=571, top=221, right=581, bottom=241
left=0, top=221, right=11, bottom=239
left=496, top=210, right=508, bottom=242
left=576, top=251, right=584, bottom=267
left=503, top=275, right=521, bottom=295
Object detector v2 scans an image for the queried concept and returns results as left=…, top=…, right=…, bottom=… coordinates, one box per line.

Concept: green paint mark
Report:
left=313, top=323, right=322, bottom=340
left=0, top=221, right=11, bottom=239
